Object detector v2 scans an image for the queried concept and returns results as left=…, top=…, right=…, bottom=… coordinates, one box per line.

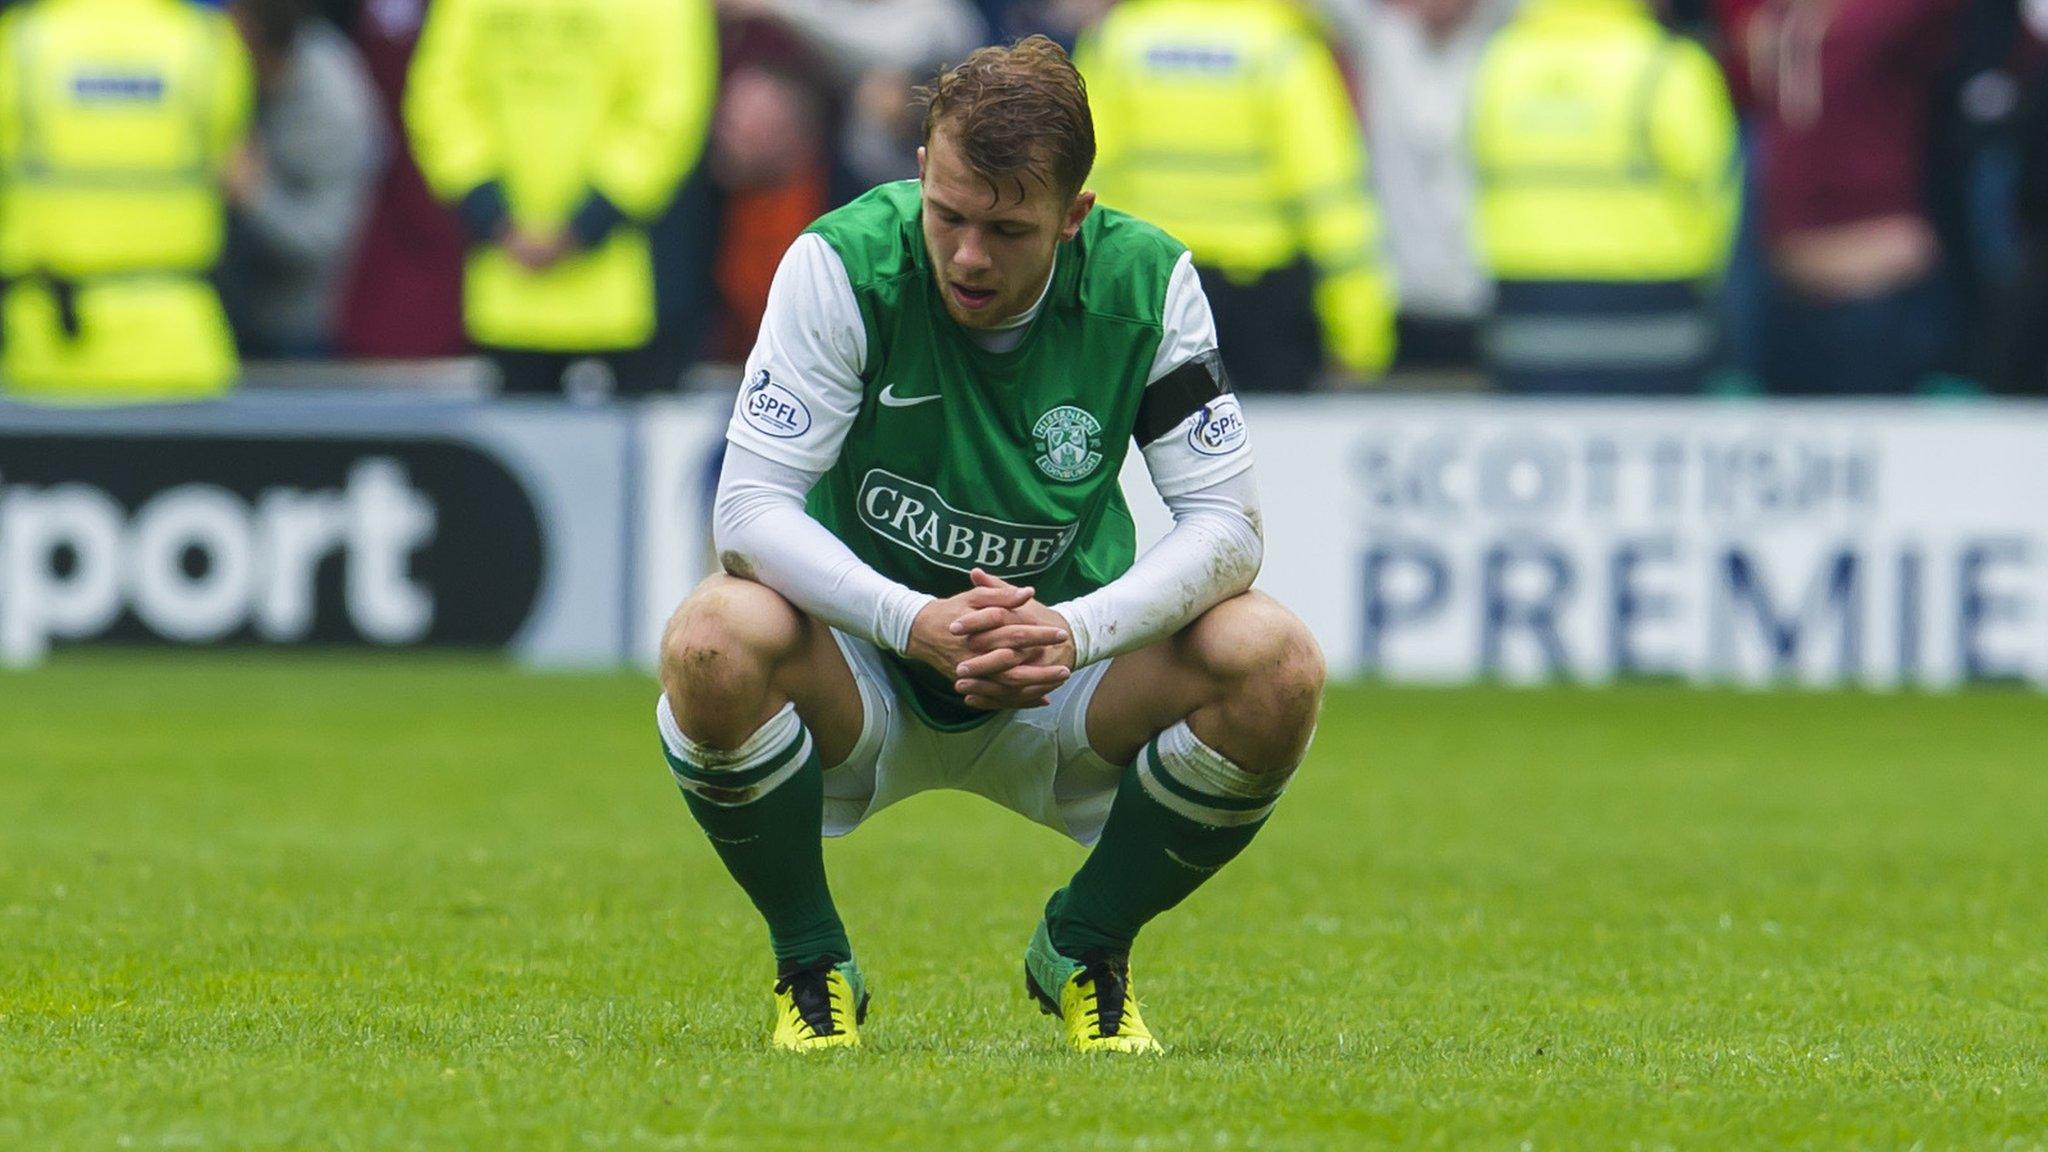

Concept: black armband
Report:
left=1135, top=350, right=1232, bottom=446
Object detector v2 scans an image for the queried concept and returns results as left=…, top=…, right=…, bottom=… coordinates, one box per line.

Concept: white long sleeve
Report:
left=1049, top=252, right=1261, bottom=667
left=1051, top=465, right=1264, bottom=668
left=713, top=443, right=934, bottom=653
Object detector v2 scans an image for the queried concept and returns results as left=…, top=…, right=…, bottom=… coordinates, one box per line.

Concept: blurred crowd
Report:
left=2, top=0, right=2044, bottom=401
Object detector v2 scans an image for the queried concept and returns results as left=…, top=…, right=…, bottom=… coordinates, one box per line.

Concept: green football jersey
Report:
left=734, top=181, right=1234, bottom=728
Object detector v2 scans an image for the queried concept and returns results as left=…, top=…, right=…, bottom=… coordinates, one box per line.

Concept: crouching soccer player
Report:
left=655, top=37, right=1323, bottom=1053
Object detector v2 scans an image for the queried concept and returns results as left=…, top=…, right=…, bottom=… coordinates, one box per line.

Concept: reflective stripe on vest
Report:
left=9, top=13, right=219, bottom=190
left=1486, top=279, right=1710, bottom=374
left=1486, top=313, right=1713, bottom=371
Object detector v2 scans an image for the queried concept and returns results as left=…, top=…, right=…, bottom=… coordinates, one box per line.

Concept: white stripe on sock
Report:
left=1136, top=751, right=1274, bottom=828
left=656, top=695, right=801, bottom=768
left=1133, top=721, right=1286, bottom=828
left=670, top=729, right=813, bottom=807
left=1155, top=720, right=1291, bottom=800
left=656, top=695, right=811, bottom=806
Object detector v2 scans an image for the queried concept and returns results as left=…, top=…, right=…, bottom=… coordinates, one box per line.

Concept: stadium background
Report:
left=4, top=0, right=2046, bottom=1148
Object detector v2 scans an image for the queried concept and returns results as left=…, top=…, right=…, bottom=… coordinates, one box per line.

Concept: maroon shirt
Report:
left=1748, top=0, right=1965, bottom=238
left=335, top=0, right=468, bottom=358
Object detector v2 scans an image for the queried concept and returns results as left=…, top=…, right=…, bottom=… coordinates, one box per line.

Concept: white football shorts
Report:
left=820, top=628, right=1123, bottom=846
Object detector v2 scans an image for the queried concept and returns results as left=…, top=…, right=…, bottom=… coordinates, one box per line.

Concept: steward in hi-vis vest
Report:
left=1470, top=0, right=1738, bottom=392
left=0, top=0, right=252, bottom=400
left=404, top=0, right=714, bottom=391
left=1078, top=0, right=1396, bottom=391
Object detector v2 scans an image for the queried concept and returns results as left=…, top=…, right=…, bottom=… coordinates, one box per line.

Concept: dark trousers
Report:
left=1195, top=261, right=1322, bottom=394
left=1393, top=313, right=1481, bottom=371
left=1486, top=279, right=1714, bottom=394
left=486, top=339, right=687, bottom=398
left=1992, top=232, right=2048, bottom=395
left=1757, top=273, right=1951, bottom=396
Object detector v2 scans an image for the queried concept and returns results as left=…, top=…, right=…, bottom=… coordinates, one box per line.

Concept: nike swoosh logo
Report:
left=878, top=384, right=942, bottom=408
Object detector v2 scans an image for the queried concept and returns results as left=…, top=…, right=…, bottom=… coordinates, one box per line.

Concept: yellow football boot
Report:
left=770, top=958, right=870, bottom=1052
left=1024, top=920, right=1162, bottom=1054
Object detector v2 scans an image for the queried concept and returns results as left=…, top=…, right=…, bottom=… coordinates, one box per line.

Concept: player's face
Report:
left=918, top=127, right=1095, bottom=330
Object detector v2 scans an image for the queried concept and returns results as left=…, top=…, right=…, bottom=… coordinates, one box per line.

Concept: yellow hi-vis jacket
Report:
left=0, top=0, right=251, bottom=401
left=1470, top=0, right=1738, bottom=283
left=405, top=0, right=715, bottom=353
left=1077, top=0, right=1396, bottom=377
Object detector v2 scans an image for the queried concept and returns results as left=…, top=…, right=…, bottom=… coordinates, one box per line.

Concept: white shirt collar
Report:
left=968, top=256, right=1056, bottom=353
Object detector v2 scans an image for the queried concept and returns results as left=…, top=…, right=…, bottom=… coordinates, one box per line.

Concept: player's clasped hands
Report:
left=906, top=569, right=1078, bottom=711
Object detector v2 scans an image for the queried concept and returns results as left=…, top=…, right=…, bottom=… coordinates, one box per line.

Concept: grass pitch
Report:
left=3, top=654, right=2045, bottom=1151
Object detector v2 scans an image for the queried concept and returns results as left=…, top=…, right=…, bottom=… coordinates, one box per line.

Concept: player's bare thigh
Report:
left=658, top=574, right=865, bottom=766
left=1083, top=590, right=1324, bottom=773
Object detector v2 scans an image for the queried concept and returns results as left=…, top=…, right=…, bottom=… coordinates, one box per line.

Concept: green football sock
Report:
left=659, top=699, right=851, bottom=967
left=1047, top=721, right=1290, bottom=958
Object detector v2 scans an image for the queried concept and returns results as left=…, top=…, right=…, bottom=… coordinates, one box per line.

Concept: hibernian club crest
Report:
left=1032, top=405, right=1103, bottom=481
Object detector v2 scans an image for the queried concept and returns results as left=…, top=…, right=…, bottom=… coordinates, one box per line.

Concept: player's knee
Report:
left=1187, top=593, right=1320, bottom=681
left=1186, top=593, right=1324, bottom=723
left=658, top=576, right=804, bottom=711
left=1258, top=615, right=1324, bottom=735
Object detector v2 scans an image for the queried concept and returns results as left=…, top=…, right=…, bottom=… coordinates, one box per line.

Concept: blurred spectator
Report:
left=1730, top=0, right=1966, bottom=395
left=689, top=0, right=980, bottom=363
left=1322, top=0, right=1516, bottom=370
left=717, top=0, right=984, bottom=85
left=705, top=17, right=834, bottom=359
left=1996, top=24, right=2048, bottom=393
left=1944, top=0, right=2038, bottom=393
left=334, top=0, right=466, bottom=359
left=979, top=0, right=1116, bottom=47
left=1079, top=0, right=1397, bottom=392
left=718, top=0, right=986, bottom=195
left=220, top=0, right=383, bottom=358
left=404, top=0, right=717, bottom=396
left=838, top=66, right=925, bottom=191
left=1470, top=0, right=1738, bottom=392
left=0, top=0, right=252, bottom=400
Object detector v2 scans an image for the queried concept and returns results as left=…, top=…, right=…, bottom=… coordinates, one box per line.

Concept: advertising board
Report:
left=1235, top=399, right=2048, bottom=688
left=0, top=398, right=630, bottom=667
